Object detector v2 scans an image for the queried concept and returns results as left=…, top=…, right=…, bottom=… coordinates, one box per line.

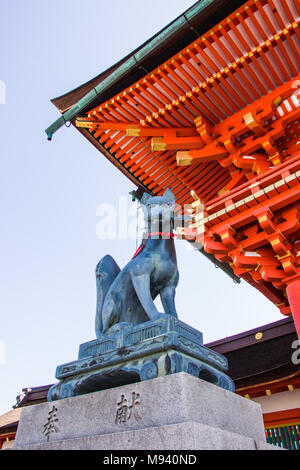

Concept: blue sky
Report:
left=0, top=0, right=283, bottom=415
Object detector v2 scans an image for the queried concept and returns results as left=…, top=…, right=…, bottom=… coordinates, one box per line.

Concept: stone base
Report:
left=14, top=421, right=276, bottom=450
left=14, top=373, right=279, bottom=450
left=48, top=316, right=234, bottom=401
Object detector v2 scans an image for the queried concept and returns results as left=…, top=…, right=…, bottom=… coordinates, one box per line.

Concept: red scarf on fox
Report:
left=132, top=232, right=176, bottom=259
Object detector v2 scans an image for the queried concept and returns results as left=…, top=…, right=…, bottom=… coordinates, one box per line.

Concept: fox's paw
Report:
left=152, top=312, right=166, bottom=321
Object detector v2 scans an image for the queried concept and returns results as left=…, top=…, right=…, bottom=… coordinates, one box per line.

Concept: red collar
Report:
left=147, top=232, right=176, bottom=239
left=132, top=232, right=176, bottom=259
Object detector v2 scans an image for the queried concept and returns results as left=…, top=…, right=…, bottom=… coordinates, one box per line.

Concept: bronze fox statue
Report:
left=95, top=189, right=179, bottom=337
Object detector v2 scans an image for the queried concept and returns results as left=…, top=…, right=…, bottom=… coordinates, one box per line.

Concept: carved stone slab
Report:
left=14, top=373, right=279, bottom=450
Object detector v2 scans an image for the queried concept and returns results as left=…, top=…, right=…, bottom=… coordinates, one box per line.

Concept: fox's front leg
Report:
left=160, top=285, right=178, bottom=318
left=160, top=271, right=179, bottom=318
left=130, top=271, right=161, bottom=321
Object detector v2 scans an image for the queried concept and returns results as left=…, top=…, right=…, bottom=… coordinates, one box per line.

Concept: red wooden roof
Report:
left=74, top=0, right=299, bottom=206
left=49, top=0, right=300, bottom=313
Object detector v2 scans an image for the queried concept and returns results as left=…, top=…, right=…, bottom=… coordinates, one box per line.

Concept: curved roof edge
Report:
left=46, top=0, right=246, bottom=140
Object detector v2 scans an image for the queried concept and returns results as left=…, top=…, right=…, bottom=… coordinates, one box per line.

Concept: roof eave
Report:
left=45, top=0, right=246, bottom=140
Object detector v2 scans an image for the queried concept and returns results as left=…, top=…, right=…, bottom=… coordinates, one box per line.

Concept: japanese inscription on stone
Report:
left=115, top=392, right=142, bottom=424
left=43, top=405, right=59, bottom=441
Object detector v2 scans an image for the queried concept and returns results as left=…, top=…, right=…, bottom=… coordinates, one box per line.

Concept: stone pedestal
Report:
left=14, top=372, right=277, bottom=450
left=47, top=316, right=234, bottom=401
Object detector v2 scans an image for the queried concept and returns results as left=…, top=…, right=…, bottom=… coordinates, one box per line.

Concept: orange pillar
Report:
left=286, top=279, right=300, bottom=340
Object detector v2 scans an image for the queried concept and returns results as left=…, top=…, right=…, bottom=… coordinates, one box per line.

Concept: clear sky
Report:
left=0, top=0, right=283, bottom=416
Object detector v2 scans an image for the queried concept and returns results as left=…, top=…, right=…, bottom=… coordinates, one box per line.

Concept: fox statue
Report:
left=95, top=188, right=179, bottom=337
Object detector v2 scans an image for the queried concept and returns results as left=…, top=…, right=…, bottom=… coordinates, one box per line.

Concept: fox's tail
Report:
left=95, top=255, right=120, bottom=338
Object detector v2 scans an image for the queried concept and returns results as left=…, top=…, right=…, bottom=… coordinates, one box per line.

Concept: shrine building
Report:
left=2, top=0, right=297, bottom=451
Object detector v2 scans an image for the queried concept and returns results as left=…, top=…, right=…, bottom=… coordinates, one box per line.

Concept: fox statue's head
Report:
left=140, top=188, right=176, bottom=234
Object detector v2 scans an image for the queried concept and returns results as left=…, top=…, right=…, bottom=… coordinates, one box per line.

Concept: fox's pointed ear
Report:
left=140, top=191, right=152, bottom=205
left=163, top=188, right=176, bottom=204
